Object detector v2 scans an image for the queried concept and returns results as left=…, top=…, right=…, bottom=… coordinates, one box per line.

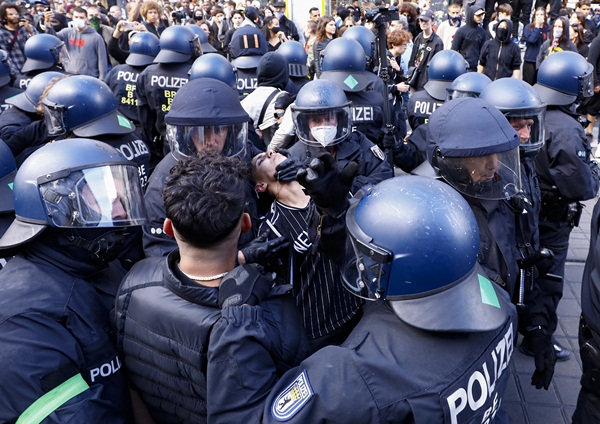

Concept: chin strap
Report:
left=66, top=229, right=128, bottom=262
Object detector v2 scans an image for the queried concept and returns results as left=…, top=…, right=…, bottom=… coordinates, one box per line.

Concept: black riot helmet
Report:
left=165, top=78, right=249, bottom=158
left=480, top=78, right=546, bottom=158
left=427, top=97, right=522, bottom=200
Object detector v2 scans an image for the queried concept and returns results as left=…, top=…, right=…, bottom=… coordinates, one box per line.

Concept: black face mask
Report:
left=496, top=27, right=509, bottom=41
left=450, top=15, right=461, bottom=24
left=271, top=26, right=281, bottom=33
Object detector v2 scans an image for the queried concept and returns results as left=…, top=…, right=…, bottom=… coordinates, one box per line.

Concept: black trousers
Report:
left=573, top=316, right=600, bottom=423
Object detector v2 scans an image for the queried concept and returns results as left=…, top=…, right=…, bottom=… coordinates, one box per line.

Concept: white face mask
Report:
left=73, top=18, right=86, bottom=29
left=310, top=125, right=337, bottom=147
left=553, top=27, right=563, bottom=39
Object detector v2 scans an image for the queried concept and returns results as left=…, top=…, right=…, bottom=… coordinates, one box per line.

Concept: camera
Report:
left=364, top=6, right=400, bottom=25
left=171, top=10, right=186, bottom=23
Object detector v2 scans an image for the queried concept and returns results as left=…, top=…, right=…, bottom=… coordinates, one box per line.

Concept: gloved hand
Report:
left=239, top=229, right=290, bottom=267
left=218, top=264, right=274, bottom=308
left=296, top=152, right=358, bottom=216
left=529, top=327, right=556, bottom=390
left=274, top=149, right=306, bottom=182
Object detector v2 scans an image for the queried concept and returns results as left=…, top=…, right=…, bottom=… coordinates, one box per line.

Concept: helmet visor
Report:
left=40, top=164, right=147, bottom=228
left=341, top=199, right=393, bottom=300
left=436, top=146, right=522, bottom=200
left=504, top=108, right=546, bottom=158
left=445, top=88, right=480, bottom=101
left=43, top=104, right=67, bottom=136
left=166, top=123, right=247, bottom=158
left=292, top=106, right=351, bottom=147
left=580, top=68, right=594, bottom=99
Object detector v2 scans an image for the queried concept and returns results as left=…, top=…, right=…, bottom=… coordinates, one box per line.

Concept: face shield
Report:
left=52, top=41, right=70, bottom=64
left=190, top=35, right=202, bottom=58
left=578, top=66, right=594, bottom=101
left=504, top=108, right=546, bottom=158
left=341, top=196, right=393, bottom=301
left=166, top=122, right=247, bottom=158
left=445, top=88, right=480, bottom=101
left=435, top=145, right=522, bottom=200
left=40, top=164, right=146, bottom=228
left=42, top=102, right=68, bottom=136
left=292, top=106, right=351, bottom=147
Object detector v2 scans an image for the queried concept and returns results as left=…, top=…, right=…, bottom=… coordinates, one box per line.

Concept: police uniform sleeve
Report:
left=136, top=69, right=157, bottom=144
left=207, top=297, right=311, bottom=423
left=351, top=132, right=393, bottom=192
left=546, top=125, right=600, bottom=200
left=0, top=314, right=128, bottom=423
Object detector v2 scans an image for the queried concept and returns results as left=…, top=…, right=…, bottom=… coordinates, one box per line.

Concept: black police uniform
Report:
left=236, top=66, right=259, bottom=98
left=407, top=88, right=444, bottom=130
left=347, top=89, right=385, bottom=145
left=535, top=107, right=600, bottom=336
left=104, top=63, right=147, bottom=127
left=0, top=234, right=131, bottom=423
left=136, top=62, right=191, bottom=159
left=0, top=85, right=22, bottom=114
left=207, top=297, right=518, bottom=423
left=574, top=197, right=600, bottom=423
left=0, top=106, right=37, bottom=142
left=12, top=65, right=67, bottom=90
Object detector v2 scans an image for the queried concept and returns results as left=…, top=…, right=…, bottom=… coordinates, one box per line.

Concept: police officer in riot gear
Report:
left=278, top=79, right=392, bottom=193
left=143, top=77, right=287, bottom=261
left=205, top=175, right=518, bottom=423
left=446, top=71, right=492, bottom=101
left=425, top=97, right=558, bottom=390
left=533, top=51, right=600, bottom=361
left=188, top=52, right=238, bottom=88
left=0, top=71, right=62, bottom=147
left=407, top=49, right=468, bottom=131
left=342, top=25, right=377, bottom=72
left=13, top=33, right=67, bottom=90
left=319, top=37, right=387, bottom=146
left=136, top=25, right=200, bottom=164
left=105, top=32, right=160, bottom=129
left=229, top=25, right=268, bottom=98
left=41, top=75, right=151, bottom=191
left=0, top=138, right=147, bottom=422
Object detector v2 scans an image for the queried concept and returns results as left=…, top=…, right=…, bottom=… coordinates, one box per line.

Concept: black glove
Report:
left=240, top=229, right=290, bottom=267
left=218, top=264, right=274, bottom=308
left=529, top=328, right=556, bottom=390
left=274, top=149, right=306, bottom=182
left=296, top=152, right=358, bottom=216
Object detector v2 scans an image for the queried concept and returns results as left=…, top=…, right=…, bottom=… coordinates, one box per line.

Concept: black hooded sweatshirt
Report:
left=451, top=4, right=489, bottom=71
left=478, top=19, right=522, bottom=80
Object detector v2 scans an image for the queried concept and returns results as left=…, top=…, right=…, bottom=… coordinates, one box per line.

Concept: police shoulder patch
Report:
left=370, top=145, right=386, bottom=161
left=271, top=370, right=314, bottom=421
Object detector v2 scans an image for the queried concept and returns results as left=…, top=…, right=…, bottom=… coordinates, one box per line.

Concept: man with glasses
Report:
left=0, top=2, right=35, bottom=74
left=451, top=4, right=489, bottom=72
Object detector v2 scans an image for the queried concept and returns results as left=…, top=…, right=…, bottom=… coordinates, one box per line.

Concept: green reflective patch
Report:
left=344, top=75, right=359, bottom=89
left=8, top=182, right=13, bottom=190
left=118, top=115, right=132, bottom=129
left=478, top=274, right=501, bottom=308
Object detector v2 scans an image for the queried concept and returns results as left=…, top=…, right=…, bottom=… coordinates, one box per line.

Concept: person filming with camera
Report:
left=0, top=2, right=35, bottom=74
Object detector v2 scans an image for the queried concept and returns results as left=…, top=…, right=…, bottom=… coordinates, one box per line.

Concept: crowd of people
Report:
left=0, top=0, right=600, bottom=423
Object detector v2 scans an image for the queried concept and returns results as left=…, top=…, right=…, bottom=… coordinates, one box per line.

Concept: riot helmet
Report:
left=42, top=75, right=135, bottom=137
left=6, top=71, right=64, bottom=113
left=0, top=138, right=146, bottom=251
left=275, top=40, right=308, bottom=77
left=21, top=34, right=66, bottom=73
left=0, top=49, right=12, bottom=87
left=427, top=97, right=521, bottom=200
left=153, top=25, right=201, bottom=64
left=185, top=24, right=218, bottom=53
left=341, top=25, right=375, bottom=68
left=445, top=72, right=492, bottom=101
left=480, top=78, right=546, bottom=158
left=291, top=79, right=352, bottom=147
left=126, top=32, right=160, bottom=67
left=320, top=37, right=374, bottom=92
left=189, top=53, right=238, bottom=88
left=534, top=51, right=594, bottom=106
left=424, top=50, right=468, bottom=100
left=342, top=175, right=509, bottom=332
left=229, top=26, right=268, bottom=69
left=165, top=78, right=249, bottom=158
